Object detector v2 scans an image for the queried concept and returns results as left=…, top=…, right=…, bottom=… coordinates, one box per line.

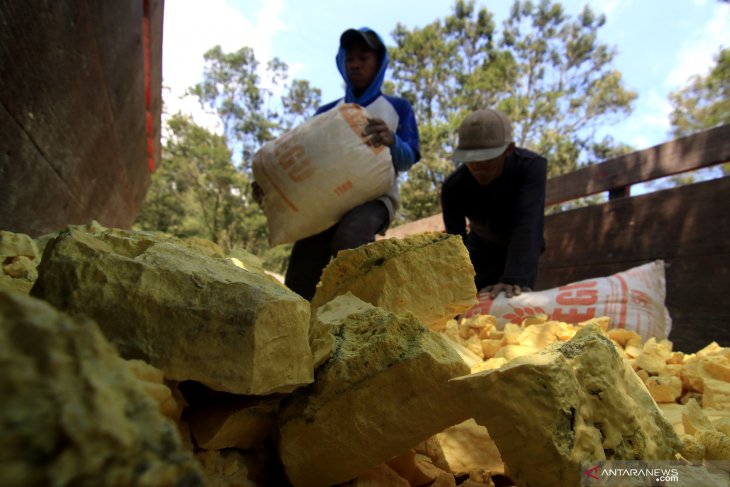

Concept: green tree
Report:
left=500, top=0, right=636, bottom=177
left=136, top=114, right=263, bottom=249
left=184, top=45, right=319, bottom=268
left=669, top=47, right=730, bottom=139
left=661, top=46, right=730, bottom=184
left=187, top=46, right=272, bottom=166
left=147, top=46, right=322, bottom=272
left=281, top=79, right=322, bottom=130
left=389, top=0, right=514, bottom=221
left=136, top=113, right=295, bottom=272
left=388, top=0, right=636, bottom=221
left=188, top=46, right=321, bottom=171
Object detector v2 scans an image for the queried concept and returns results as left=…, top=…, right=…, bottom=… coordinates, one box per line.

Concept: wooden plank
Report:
left=388, top=177, right=730, bottom=351
left=0, top=102, right=81, bottom=235
left=538, top=176, right=730, bottom=268
left=666, top=269, right=730, bottom=353
left=0, top=1, right=105, bottom=216
left=87, top=0, right=148, bottom=228
left=0, top=0, right=154, bottom=235
left=670, top=317, right=730, bottom=353
left=385, top=124, right=730, bottom=238
left=536, top=178, right=730, bottom=352
left=545, top=124, right=730, bottom=206
left=0, top=1, right=113, bottom=228
left=384, top=167, right=730, bottom=258
left=148, top=0, right=164, bottom=184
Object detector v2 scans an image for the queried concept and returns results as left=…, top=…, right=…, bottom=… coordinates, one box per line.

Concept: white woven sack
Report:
left=252, top=104, right=395, bottom=246
left=463, top=260, right=672, bottom=341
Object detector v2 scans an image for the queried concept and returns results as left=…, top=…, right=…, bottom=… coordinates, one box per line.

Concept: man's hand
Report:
left=484, top=282, right=532, bottom=299
left=364, top=118, right=394, bottom=147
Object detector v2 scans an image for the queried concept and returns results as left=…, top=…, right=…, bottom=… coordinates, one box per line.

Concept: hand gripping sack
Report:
left=252, top=104, right=395, bottom=246
left=463, top=260, right=672, bottom=341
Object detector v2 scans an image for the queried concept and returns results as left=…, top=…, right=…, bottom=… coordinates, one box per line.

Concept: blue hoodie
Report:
left=315, top=27, right=420, bottom=174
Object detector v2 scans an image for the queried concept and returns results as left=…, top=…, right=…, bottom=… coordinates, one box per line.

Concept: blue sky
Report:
left=162, top=0, right=729, bottom=151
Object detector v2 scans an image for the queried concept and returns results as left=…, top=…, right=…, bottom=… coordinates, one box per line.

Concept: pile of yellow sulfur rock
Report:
left=443, top=310, right=730, bottom=485
left=1, top=225, right=729, bottom=487
left=443, top=311, right=730, bottom=409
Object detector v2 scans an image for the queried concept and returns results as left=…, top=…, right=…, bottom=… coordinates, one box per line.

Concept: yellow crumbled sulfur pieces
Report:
left=678, top=433, right=706, bottom=461
left=442, top=312, right=730, bottom=467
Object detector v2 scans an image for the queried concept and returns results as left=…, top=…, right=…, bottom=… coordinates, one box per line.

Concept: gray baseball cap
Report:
left=452, top=109, right=513, bottom=163
left=340, top=29, right=384, bottom=54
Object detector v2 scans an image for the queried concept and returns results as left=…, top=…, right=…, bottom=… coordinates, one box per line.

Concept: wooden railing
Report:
left=545, top=124, right=730, bottom=206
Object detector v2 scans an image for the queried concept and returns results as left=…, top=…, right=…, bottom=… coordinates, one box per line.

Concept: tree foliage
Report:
left=188, top=45, right=321, bottom=171
left=137, top=47, right=322, bottom=272
left=389, top=1, right=511, bottom=222
left=186, top=46, right=272, bottom=166
left=135, top=114, right=290, bottom=272
left=137, top=114, right=252, bottom=244
left=389, top=0, right=636, bottom=221
left=138, top=0, right=642, bottom=264
left=669, top=47, right=730, bottom=138
left=500, top=0, right=635, bottom=174
left=667, top=46, right=730, bottom=179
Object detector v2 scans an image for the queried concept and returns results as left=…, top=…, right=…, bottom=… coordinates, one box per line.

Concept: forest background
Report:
left=135, top=0, right=730, bottom=273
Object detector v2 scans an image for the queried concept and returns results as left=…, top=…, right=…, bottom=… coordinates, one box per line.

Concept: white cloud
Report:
left=161, top=0, right=287, bottom=129
left=607, top=89, right=673, bottom=149
left=665, top=3, right=730, bottom=89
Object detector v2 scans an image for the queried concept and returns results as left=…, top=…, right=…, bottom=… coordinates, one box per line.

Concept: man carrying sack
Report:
left=281, top=27, right=421, bottom=300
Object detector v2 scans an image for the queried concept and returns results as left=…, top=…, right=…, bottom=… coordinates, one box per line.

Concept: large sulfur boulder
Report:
left=451, top=324, right=682, bottom=487
left=277, top=293, right=470, bottom=487
left=31, top=227, right=312, bottom=395
left=311, top=232, right=477, bottom=330
left=0, top=290, right=204, bottom=486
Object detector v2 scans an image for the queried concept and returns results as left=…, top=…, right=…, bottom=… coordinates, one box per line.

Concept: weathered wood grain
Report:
left=0, top=0, right=161, bottom=236
left=545, top=124, right=730, bottom=206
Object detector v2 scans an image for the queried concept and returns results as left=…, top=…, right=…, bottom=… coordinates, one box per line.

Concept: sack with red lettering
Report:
left=252, top=103, right=395, bottom=246
left=463, top=260, right=672, bottom=340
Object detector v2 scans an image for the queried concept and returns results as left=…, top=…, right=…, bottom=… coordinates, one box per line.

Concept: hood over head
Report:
left=336, top=27, right=388, bottom=106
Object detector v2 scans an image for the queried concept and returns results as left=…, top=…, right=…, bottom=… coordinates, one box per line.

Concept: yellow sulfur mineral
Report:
left=310, top=232, right=477, bottom=331
left=451, top=325, right=681, bottom=487
left=645, top=375, right=683, bottom=403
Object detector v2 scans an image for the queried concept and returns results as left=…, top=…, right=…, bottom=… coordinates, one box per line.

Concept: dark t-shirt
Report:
left=441, top=147, right=547, bottom=286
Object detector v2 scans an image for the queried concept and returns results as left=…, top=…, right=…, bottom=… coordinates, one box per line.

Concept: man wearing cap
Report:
left=283, top=26, right=421, bottom=300
left=441, top=108, right=547, bottom=299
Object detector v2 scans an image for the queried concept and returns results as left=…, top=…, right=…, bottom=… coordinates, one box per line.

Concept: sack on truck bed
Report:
left=464, top=260, right=672, bottom=341
left=252, top=103, right=395, bottom=246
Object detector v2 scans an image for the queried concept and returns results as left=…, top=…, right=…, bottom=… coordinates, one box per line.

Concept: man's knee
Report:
left=331, top=200, right=388, bottom=253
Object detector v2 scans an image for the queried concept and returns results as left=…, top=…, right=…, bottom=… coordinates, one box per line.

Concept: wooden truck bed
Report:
left=385, top=125, right=730, bottom=352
